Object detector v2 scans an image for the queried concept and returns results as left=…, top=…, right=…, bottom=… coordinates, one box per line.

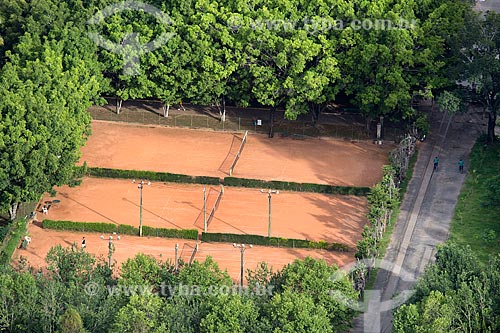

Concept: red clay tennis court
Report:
left=14, top=225, right=355, bottom=283
left=41, top=177, right=367, bottom=245
left=80, top=121, right=392, bottom=186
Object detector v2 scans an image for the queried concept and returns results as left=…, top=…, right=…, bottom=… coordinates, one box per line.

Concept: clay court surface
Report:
left=14, top=225, right=354, bottom=282
left=81, top=121, right=392, bottom=187
left=42, top=177, right=367, bottom=245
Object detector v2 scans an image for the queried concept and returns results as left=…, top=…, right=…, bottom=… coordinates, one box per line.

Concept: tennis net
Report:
left=205, top=185, right=224, bottom=230
left=228, top=131, right=248, bottom=176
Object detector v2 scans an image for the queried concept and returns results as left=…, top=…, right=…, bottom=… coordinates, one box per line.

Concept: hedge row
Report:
left=201, top=232, right=350, bottom=252
left=0, top=219, right=28, bottom=266
left=87, top=167, right=220, bottom=185
left=223, top=177, right=369, bottom=196
left=86, top=167, right=369, bottom=196
left=42, top=220, right=198, bottom=240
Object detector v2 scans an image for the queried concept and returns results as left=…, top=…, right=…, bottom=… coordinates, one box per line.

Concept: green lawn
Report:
left=450, top=139, right=500, bottom=264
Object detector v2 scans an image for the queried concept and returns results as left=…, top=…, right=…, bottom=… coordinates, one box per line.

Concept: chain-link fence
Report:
left=89, top=106, right=405, bottom=141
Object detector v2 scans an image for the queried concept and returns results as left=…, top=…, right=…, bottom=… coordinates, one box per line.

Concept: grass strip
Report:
left=450, top=139, right=500, bottom=264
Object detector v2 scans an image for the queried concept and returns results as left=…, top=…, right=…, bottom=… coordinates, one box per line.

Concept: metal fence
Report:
left=89, top=105, right=404, bottom=142
left=92, top=108, right=404, bottom=141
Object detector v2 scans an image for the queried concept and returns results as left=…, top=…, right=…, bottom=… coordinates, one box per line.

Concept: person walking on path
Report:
left=433, top=156, right=439, bottom=171
left=81, top=237, right=86, bottom=249
left=459, top=159, right=464, bottom=173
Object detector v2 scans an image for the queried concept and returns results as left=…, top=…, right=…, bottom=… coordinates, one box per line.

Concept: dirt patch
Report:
left=14, top=224, right=354, bottom=282
left=80, top=121, right=393, bottom=186
left=41, top=177, right=367, bottom=245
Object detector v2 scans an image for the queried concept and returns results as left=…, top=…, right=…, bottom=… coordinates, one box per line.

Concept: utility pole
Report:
left=108, top=236, right=114, bottom=268
left=260, top=189, right=279, bottom=238
left=133, top=179, right=150, bottom=237
left=175, top=243, right=179, bottom=271
left=203, top=187, right=207, bottom=232
left=233, top=243, right=252, bottom=287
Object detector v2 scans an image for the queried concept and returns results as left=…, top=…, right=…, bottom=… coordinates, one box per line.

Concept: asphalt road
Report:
left=350, top=103, right=485, bottom=332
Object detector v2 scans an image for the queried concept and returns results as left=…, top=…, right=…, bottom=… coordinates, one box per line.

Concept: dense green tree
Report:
left=235, top=1, right=343, bottom=131
left=119, top=253, right=176, bottom=288
left=57, top=308, right=86, bottom=333
left=267, top=289, right=332, bottom=333
left=0, top=269, right=38, bottom=332
left=271, top=257, right=357, bottom=331
left=0, top=11, right=104, bottom=219
left=393, top=243, right=500, bottom=332
left=45, top=245, right=97, bottom=286
left=178, top=256, right=232, bottom=289
left=455, top=11, right=500, bottom=142
left=393, top=290, right=454, bottom=333
left=174, top=0, right=245, bottom=121
left=199, top=294, right=263, bottom=333
left=110, top=295, right=167, bottom=333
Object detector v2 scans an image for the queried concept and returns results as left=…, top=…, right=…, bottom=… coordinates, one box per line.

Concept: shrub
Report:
left=201, top=232, right=350, bottom=252
left=42, top=220, right=198, bottom=240
left=223, top=177, right=369, bottom=196
left=0, top=219, right=28, bottom=266
left=85, top=167, right=370, bottom=196
left=87, top=167, right=220, bottom=185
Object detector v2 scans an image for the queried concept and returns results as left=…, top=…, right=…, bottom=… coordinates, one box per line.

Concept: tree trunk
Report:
left=221, top=96, right=226, bottom=122
left=269, top=107, right=275, bottom=138
left=487, top=109, right=497, bottom=143
left=366, top=116, right=372, bottom=132
left=8, top=202, right=19, bottom=221
left=163, top=103, right=170, bottom=118
left=116, top=98, right=123, bottom=114
left=311, top=104, right=321, bottom=125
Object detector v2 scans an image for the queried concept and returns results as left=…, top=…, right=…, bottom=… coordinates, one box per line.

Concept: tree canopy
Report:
left=0, top=249, right=358, bottom=333
left=393, top=242, right=500, bottom=332
left=0, top=0, right=482, bottom=218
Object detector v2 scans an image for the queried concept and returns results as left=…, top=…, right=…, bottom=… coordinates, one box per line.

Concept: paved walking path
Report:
left=351, top=104, right=485, bottom=332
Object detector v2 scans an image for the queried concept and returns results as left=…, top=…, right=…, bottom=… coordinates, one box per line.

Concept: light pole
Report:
left=260, top=189, right=279, bottom=238
left=203, top=187, right=207, bottom=232
left=233, top=243, right=252, bottom=287
left=108, top=235, right=114, bottom=268
left=133, top=179, right=150, bottom=237
left=100, top=233, right=120, bottom=268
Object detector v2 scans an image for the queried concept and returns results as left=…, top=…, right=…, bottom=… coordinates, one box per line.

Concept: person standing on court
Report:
left=433, top=156, right=439, bottom=171
left=81, top=237, right=86, bottom=249
left=459, top=159, right=464, bottom=173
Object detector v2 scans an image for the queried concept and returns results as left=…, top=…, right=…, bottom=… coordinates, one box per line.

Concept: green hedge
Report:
left=201, top=232, right=350, bottom=252
left=87, top=167, right=220, bottom=185
left=223, top=177, right=369, bottom=196
left=42, top=220, right=198, bottom=240
left=86, top=167, right=369, bottom=196
left=0, top=219, right=28, bottom=266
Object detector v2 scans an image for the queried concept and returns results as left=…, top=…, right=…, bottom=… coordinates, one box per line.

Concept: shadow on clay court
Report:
left=302, top=194, right=365, bottom=245
left=59, top=193, right=121, bottom=225
left=218, top=134, right=245, bottom=175
left=122, top=198, right=184, bottom=229
left=32, top=220, right=43, bottom=228
left=205, top=216, right=248, bottom=235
